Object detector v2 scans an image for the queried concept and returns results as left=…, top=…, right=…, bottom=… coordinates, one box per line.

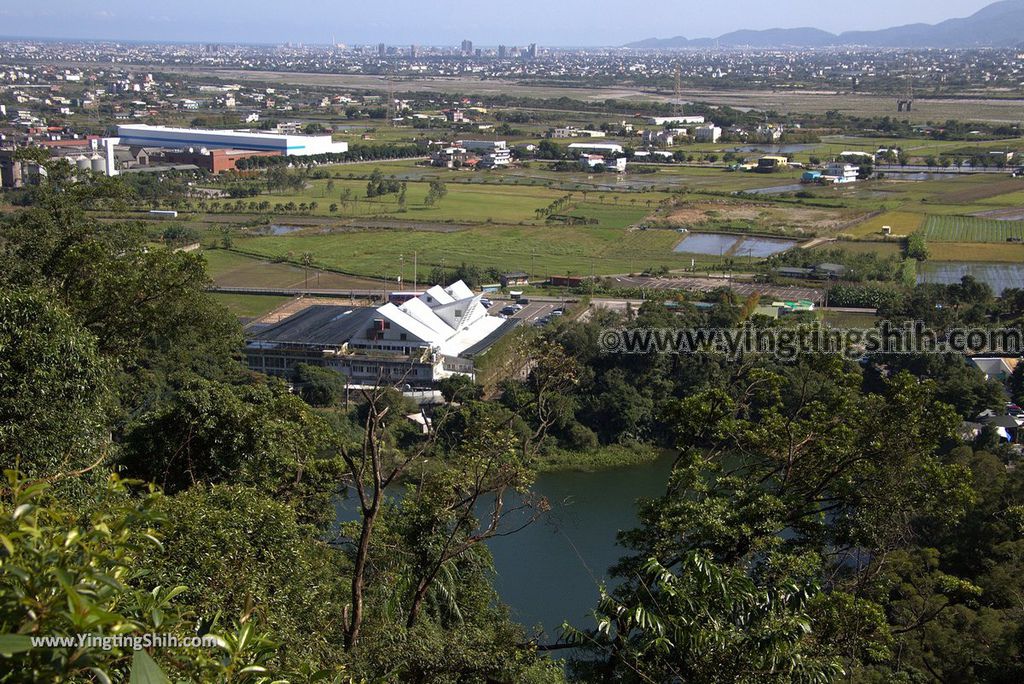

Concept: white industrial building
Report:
left=648, top=115, right=705, bottom=126
left=115, top=124, right=349, bottom=156
left=567, top=142, right=624, bottom=155
left=458, top=139, right=508, bottom=152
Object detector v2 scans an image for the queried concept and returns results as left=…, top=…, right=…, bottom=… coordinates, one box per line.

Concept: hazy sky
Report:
left=0, top=0, right=1000, bottom=46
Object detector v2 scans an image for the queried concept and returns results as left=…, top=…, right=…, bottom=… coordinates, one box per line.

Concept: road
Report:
left=610, top=275, right=824, bottom=303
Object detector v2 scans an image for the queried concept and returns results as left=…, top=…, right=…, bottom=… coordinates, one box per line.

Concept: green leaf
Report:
left=129, top=649, right=170, bottom=684
left=0, top=634, right=33, bottom=656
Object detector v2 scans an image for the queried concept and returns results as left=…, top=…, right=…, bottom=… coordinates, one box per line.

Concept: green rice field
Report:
left=921, top=215, right=1024, bottom=243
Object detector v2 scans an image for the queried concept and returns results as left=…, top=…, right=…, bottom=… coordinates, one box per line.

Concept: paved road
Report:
left=611, top=276, right=824, bottom=303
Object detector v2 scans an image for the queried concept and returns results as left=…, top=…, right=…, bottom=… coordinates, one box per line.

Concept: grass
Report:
left=533, top=443, right=666, bottom=473
left=233, top=221, right=693, bottom=279
left=209, top=293, right=292, bottom=318
left=922, top=215, right=1024, bottom=243
left=846, top=211, right=924, bottom=238
left=926, top=242, right=1024, bottom=262
left=202, top=249, right=384, bottom=289
left=814, top=240, right=904, bottom=257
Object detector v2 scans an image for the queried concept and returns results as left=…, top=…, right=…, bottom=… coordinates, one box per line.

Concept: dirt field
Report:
left=666, top=201, right=867, bottom=233
left=939, top=179, right=1024, bottom=204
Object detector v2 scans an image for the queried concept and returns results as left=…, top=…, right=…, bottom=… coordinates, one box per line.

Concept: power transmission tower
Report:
left=385, top=78, right=397, bottom=126
left=897, top=59, right=914, bottom=112
left=674, top=66, right=683, bottom=117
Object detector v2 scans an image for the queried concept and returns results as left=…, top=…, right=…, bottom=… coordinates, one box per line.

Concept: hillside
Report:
left=626, top=0, right=1024, bottom=48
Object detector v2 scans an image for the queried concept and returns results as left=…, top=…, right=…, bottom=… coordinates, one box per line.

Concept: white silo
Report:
left=75, top=155, right=91, bottom=171
left=90, top=155, right=106, bottom=173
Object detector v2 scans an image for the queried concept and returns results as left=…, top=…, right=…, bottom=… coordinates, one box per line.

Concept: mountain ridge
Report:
left=626, top=0, right=1024, bottom=48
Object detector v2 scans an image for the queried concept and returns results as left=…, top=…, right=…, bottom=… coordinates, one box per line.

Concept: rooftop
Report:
left=246, top=305, right=377, bottom=348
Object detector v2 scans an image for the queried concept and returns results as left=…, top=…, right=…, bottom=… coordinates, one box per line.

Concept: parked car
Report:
left=500, top=306, right=517, bottom=316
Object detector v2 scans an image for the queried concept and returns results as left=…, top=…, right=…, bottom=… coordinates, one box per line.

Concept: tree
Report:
left=0, top=473, right=298, bottom=683
left=121, top=377, right=344, bottom=528
left=295, top=363, right=348, bottom=407
left=569, top=358, right=971, bottom=680
left=0, top=290, right=108, bottom=479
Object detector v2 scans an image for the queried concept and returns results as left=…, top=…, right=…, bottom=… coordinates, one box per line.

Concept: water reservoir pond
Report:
left=674, top=232, right=798, bottom=258
left=917, top=262, right=1024, bottom=296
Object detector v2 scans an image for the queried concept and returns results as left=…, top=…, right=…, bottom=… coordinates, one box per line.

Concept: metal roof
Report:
left=460, top=318, right=522, bottom=358
left=246, top=305, right=377, bottom=347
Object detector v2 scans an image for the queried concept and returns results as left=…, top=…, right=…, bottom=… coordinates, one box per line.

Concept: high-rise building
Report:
left=527, top=43, right=538, bottom=58
left=460, top=39, right=473, bottom=56
left=410, top=44, right=418, bottom=58
left=498, top=45, right=507, bottom=58
left=377, top=43, right=386, bottom=58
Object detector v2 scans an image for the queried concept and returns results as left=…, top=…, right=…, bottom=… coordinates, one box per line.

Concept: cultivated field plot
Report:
left=846, top=211, right=924, bottom=237
left=235, top=222, right=692, bottom=279
left=927, top=242, right=1024, bottom=263
left=202, top=250, right=383, bottom=289
left=917, top=262, right=1024, bottom=296
left=209, top=293, right=293, bottom=318
left=812, top=240, right=904, bottom=257
left=666, top=201, right=867, bottom=235
left=922, top=215, right=1024, bottom=242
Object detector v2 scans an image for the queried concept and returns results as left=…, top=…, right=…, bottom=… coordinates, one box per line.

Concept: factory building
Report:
left=567, top=142, right=624, bottom=155
left=115, top=124, right=349, bottom=157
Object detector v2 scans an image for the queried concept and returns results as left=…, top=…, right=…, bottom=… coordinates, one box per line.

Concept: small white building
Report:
left=694, top=125, right=722, bottom=143
left=579, top=154, right=627, bottom=172
left=824, top=163, right=860, bottom=184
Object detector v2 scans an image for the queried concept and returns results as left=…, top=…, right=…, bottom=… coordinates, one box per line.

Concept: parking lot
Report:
left=488, top=299, right=563, bottom=327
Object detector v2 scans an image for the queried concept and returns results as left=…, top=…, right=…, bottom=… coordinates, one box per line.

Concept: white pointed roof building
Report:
left=348, top=280, right=506, bottom=362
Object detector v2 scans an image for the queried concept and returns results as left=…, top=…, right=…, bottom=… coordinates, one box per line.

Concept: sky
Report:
left=0, top=0, right=1001, bottom=46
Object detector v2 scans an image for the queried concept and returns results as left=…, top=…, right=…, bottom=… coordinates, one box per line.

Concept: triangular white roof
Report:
left=375, top=303, right=445, bottom=344
left=419, top=286, right=455, bottom=307
left=398, top=297, right=455, bottom=338
left=444, top=280, right=474, bottom=301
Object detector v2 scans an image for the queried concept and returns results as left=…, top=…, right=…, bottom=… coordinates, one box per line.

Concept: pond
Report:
left=267, top=224, right=307, bottom=235
left=740, top=184, right=806, bottom=196
left=917, top=262, right=1024, bottom=296
left=674, top=232, right=798, bottom=257
left=334, top=455, right=676, bottom=642
left=884, top=172, right=960, bottom=181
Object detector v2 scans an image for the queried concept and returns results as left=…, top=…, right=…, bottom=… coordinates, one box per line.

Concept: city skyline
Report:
left=0, top=0, right=999, bottom=47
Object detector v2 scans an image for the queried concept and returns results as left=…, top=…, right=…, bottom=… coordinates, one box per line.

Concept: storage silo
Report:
left=90, top=155, right=106, bottom=173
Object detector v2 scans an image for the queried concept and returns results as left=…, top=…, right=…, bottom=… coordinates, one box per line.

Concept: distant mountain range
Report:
left=625, top=0, right=1024, bottom=49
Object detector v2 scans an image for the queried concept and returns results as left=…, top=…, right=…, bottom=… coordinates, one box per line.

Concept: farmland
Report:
left=922, top=215, right=1024, bottom=243
left=229, top=222, right=705, bottom=279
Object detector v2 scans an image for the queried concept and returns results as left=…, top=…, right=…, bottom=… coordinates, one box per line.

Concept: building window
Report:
left=400, top=333, right=407, bottom=341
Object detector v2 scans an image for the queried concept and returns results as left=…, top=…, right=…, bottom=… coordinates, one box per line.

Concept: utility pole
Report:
left=413, top=251, right=418, bottom=291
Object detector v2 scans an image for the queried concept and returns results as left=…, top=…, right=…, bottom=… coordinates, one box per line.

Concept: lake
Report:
left=674, top=232, right=798, bottom=258
left=334, top=455, right=675, bottom=641
left=488, top=456, right=674, bottom=638
left=918, top=262, right=1024, bottom=296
